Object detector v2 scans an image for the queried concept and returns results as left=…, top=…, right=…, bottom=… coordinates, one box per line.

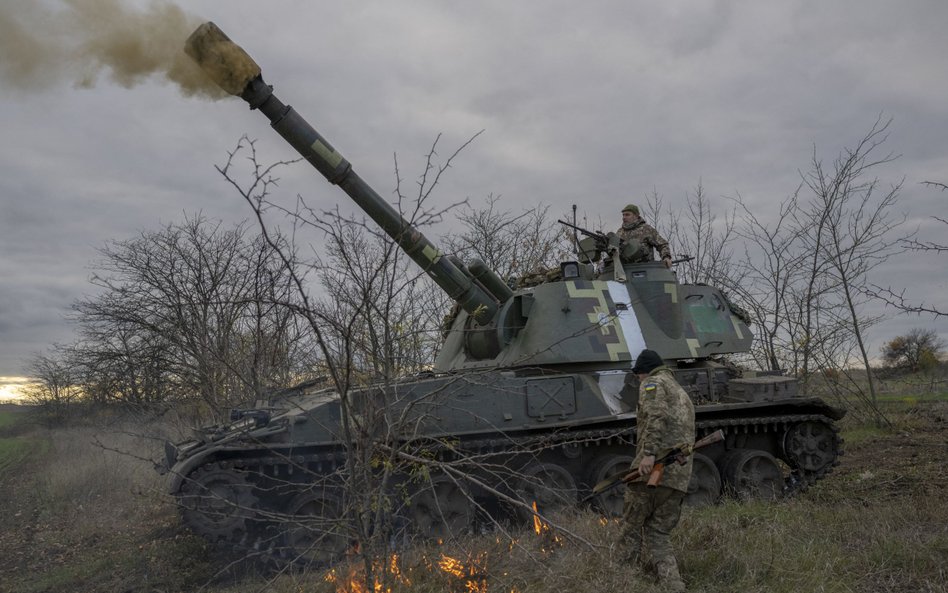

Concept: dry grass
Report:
left=0, top=409, right=211, bottom=593
left=0, top=397, right=945, bottom=593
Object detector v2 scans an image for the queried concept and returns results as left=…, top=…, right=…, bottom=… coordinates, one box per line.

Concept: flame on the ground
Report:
left=530, top=501, right=565, bottom=550
left=438, top=552, right=489, bottom=593
left=531, top=501, right=545, bottom=535
left=324, top=553, right=411, bottom=593
left=325, top=551, right=489, bottom=593
left=388, top=553, right=404, bottom=583
left=325, top=506, right=563, bottom=592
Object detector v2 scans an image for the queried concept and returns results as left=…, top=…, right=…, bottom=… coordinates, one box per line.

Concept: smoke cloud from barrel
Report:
left=0, top=0, right=225, bottom=98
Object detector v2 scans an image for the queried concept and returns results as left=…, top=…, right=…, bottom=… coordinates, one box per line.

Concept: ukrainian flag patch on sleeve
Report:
left=643, top=382, right=657, bottom=394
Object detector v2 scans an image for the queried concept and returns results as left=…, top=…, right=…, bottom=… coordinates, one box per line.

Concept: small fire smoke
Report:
left=0, top=0, right=224, bottom=98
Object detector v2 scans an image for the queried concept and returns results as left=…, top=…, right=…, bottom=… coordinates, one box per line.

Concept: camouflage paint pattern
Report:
left=434, top=261, right=752, bottom=372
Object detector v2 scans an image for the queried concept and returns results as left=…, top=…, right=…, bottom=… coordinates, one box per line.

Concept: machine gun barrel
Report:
left=557, top=219, right=608, bottom=241
left=184, top=22, right=505, bottom=323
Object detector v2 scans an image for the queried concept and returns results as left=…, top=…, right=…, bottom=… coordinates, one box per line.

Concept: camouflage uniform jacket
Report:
left=616, top=219, right=672, bottom=262
left=633, top=366, right=696, bottom=493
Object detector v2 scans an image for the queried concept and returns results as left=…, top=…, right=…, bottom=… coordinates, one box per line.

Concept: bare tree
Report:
left=668, top=183, right=739, bottom=287
left=726, top=192, right=808, bottom=372
left=71, top=214, right=310, bottom=414
left=313, top=210, right=449, bottom=382
left=443, top=194, right=570, bottom=280
left=206, top=133, right=601, bottom=586
left=215, top=134, right=488, bottom=583
left=22, top=352, right=82, bottom=423
left=800, top=116, right=906, bottom=410
left=69, top=325, right=175, bottom=406
left=664, top=120, right=907, bottom=426
left=868, top=180, right=947, bottom=318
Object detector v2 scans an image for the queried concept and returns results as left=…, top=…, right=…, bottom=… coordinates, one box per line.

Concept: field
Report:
left=0, top=391, right=945, bottom=593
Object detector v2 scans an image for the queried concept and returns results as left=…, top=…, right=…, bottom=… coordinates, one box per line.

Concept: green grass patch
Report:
left=0, top=410, right=17, bottom=430
left=875, top=391, right=948, bottom=403
left=840, top=423, right=888, bottom=446
left=0, top=406, right=39, bottom=437
left=0, top=436, right=48, bottom=475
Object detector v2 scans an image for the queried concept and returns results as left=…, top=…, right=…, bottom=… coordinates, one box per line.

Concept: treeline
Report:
left=23, top=123, right=946, bottom=423
left=650, top=118, right=946, bottom=418
left=23, top=136, right=568, bottom=422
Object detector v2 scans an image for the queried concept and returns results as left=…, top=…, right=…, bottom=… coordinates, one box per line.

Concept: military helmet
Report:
left=622, top=203, right=640, bottom=215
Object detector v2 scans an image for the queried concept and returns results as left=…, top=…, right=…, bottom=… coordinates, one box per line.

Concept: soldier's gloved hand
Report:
left=638, top=454, right=656, bottom=475
left=662, top=256, right=672, bottom=269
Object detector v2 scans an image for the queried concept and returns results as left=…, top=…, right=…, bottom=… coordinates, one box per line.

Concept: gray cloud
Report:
left=0, top=0, right=946, bottom=378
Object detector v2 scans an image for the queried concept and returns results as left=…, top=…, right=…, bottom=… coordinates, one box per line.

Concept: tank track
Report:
left=694, top=414, right=844, bottom=497
left=176, top=412, right=843, bottom=560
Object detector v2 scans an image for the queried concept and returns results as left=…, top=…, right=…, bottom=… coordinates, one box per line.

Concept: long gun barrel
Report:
left=184, top=22, right=506, bottom=323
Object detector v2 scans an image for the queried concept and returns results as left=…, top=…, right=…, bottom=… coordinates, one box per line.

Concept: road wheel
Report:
left=589, top=454, right=635, bottom=517
left=282, top=489, right=349, bottom=568
left=513, top=462, right=578, bottom=520
left=179, top=463, right=257, bottom=541
left=685, top=453, right=722, bottom=507
left=405, top=473, right=474, bottom=542
left=720, top=449, right=782, bottom=501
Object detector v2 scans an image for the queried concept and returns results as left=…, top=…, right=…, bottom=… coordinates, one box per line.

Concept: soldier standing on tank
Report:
left=616, top=204, right=673, bottom=268
left=619, top=349, right=695, bottom=592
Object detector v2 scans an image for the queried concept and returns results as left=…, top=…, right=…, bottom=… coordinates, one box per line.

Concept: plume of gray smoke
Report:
left=0, top=0, right=225, bottom=99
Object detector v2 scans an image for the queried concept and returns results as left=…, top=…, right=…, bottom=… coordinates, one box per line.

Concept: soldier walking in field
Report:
left=616, top=204, right=673, bottom=268
left=620, top=349, right=695, bottom=592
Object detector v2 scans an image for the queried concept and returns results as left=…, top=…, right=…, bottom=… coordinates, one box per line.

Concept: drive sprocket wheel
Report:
left=783, top=420, right=841, bottom=473
left=178, top=463, right=258, bottom=541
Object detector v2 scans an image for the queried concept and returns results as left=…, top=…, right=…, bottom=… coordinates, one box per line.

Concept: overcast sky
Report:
left=1, top=0, right=946, bottom=390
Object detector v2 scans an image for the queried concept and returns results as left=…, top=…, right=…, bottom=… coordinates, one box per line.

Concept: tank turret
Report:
left=166, top=23, right=845, bottom=565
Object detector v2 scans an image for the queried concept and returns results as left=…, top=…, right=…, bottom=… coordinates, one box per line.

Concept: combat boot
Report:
left=655, top=557, right=685, bottom=592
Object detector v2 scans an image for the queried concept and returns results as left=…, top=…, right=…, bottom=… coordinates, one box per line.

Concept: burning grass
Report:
left=0, top=398, right=945, bottom=593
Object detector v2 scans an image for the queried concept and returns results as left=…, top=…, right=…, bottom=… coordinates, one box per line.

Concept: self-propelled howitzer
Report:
left=165, top=22, right=844, bottom=565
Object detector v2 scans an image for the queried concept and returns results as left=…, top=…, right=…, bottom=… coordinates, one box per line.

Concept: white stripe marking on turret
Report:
left=607, top=281, right=646, bottom=365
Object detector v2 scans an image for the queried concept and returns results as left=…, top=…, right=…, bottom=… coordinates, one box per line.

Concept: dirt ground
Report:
left=1, top=399, right=946, bottom=593
left=832, top=400, right=947, bottom=498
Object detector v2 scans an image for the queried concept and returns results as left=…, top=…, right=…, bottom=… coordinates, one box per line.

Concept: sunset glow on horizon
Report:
left=0, top=377, right=33, bottom=402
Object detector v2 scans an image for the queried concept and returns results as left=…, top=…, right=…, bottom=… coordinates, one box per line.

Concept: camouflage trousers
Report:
left=619, top=483, right=686, bottom=591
